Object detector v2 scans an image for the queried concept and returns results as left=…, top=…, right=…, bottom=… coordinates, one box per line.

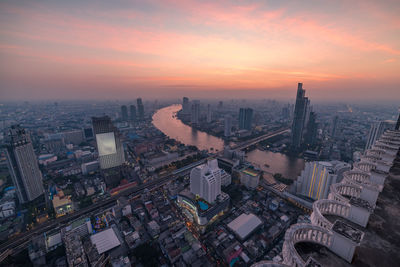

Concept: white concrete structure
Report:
left=227, top=213, right=262, bottom=240
left=294, top=161, right=350, bottom=200
left=190, top=159, right=222, bottom=203
left=239, top=168, right=261, bottom=189
left=365, top=120, right=394, bottom=150
left=282, top=129, right=399, bottom=266
left=90, top=228, right=121, bottom=254
left=220, top=169, right=232, bottom=186
left=282, top=222, right=363, bottom=266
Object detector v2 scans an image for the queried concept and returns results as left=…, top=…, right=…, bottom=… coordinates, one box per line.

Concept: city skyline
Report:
left=1, top=0, right=400, bottom=101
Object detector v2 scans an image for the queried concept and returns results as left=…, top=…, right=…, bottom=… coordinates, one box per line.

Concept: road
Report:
left=0, top=158, right=207, bottom=256
left=0, top=128, right=290, bottom=256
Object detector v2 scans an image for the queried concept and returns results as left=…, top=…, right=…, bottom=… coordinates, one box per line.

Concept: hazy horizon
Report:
left=1, top=0, right=399, bottom=102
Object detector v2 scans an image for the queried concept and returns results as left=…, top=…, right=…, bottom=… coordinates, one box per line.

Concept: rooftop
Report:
left=332, top=220, right=364, bottom=244
left=241, top=168, right=260, bottom=177
left=227, top=213, right=262, bottom=240
left=349, top=197, right=374, bottom=212
left=90, top=228, right=121, bottom=254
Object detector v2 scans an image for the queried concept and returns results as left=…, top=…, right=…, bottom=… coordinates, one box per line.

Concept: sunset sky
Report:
left=1, top=0, right=399, bottom=101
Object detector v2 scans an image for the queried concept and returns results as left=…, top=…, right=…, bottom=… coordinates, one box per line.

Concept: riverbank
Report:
left=152, top=104, right=305, bottom=182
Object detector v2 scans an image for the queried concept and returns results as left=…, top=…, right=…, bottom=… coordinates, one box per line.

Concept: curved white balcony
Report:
left=342, top=170, right=382, bottom=193
left=311, top=199, right=351, bottom=230
left=353, top=162, right=376, bottom=173
left=372, top=143, right=398, bottom=156
left=282, top=223, right=332, bottom=267
left=360, top=154, right=381, bottom=163
left=366, top=148, right=396, bottom=163
left=328, top=182, right=362, bottom=203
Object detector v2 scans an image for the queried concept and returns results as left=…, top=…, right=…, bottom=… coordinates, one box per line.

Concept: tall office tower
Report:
left=331, top=115, right=339, bottom=137
left=218, top=101, right=223, bottom=109
left=191, top=100, right=200, bottom=125
left=224, top=115, right=232, bottom=137
left=293, top=161, right=350, bottom=201
left=282, top=104, right=290, bottom=120
left=182, top=97, right=190, bottom=114
left=130, top=105, right=136, bottom=122
left=92, top=116, right=125, bottom=169
left=190, top=159, right=222, bottom=203
left=137, top=98, right=144, bottom=121
left=365, top=120, right=395, bottom=150
left=206, top=104, right=212, bottom=123
left=5, top=125, right=44, bottom=203
left=120, top=105, right=128, bottom=121
left=291, top=82, right=309, bottom=149
left=304, top=111, right=318, bottom=147
left=396, top=107, right=400, bottom=130
left=238, top=108, right=253, bottom=130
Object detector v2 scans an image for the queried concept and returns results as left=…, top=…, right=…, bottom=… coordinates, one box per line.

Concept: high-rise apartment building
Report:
left=239, top=108, right=253, bottom=130
left=224, top=115, right=232, bottom=137
left=331, top=115, right=339, bottom=137
left=182, top=97, right=190, bottom=115
left=293, top=161, right=350, bottom=201
left=190, top=159, right=222, bottom=203
left=365, top=120, right=395, bottom=150
left=92, top=116, right=125, bottom=169
left=291, top=83, right=309, bottom=149
left=5, top=125, right=44, bottom=203
left=191, top=100, right=200, bottom=125
left=137, top=98, right=144, bottom=121
left=130, top=105, right=136, bottom=122
left=207, top=104, right=212, bottom=123
left=304, top=111, right=318, bottom=147
left=121, top=105, right=128, bottom=121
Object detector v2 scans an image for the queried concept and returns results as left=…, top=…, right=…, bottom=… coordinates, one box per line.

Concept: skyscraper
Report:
left=182, top=97, right=190, bottom=115
left=190, top=159, right=222, bottom=203
left=304, top=111, right=318, bottom=147
left=224, top=115, right=232, bottom=137
left=191, top=100, right=200, bottom=125
left=396, top=107, right=400, bottom=130
left=121, top=105, right=128, bottom=121
left=130, top=105, right=136, bottom=122
left=137, top=98, right=144, bottom=121
left=207, top=104, right=212, bottom=123
left=5, top=125, right=44, bottom=203
left=239, top=108, right=253, bottom=130
left=291, top=83, right=309, bottom=149
left=92, top=116, right=125, bottom=169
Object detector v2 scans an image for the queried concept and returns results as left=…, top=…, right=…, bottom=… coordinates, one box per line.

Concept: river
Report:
left=152, top=104, right=304, bottom=180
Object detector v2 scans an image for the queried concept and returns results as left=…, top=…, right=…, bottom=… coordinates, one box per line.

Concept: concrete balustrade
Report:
left=283, top=223, right=332, bottom=267
left=311, top=199, right=351, bottom=229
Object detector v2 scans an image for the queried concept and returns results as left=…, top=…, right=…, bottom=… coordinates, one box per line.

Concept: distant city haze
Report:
left=0, top=0, right=399, bottom=101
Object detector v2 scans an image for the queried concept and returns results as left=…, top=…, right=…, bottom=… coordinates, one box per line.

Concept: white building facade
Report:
left=293, top=161, right=351, bottom=200
left=190, top=159, right=222, bottom=203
